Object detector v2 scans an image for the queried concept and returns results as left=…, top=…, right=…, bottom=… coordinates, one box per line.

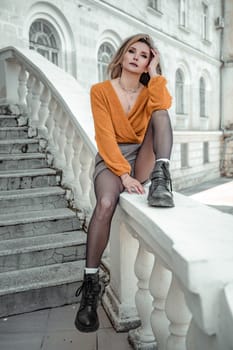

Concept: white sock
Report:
left=156, top=158, right=170, bottom=163
left=85, top=267, right=99, bottom=274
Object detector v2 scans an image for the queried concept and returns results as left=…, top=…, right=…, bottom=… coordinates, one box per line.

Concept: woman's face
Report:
left=121, top=41, right=151, bottom=75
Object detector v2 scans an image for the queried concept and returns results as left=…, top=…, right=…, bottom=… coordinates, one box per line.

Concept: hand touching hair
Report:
left=107, top=33, right=162, bottom=85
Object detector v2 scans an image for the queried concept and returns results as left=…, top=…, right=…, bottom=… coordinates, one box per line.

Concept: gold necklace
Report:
left=118, top=78, right=140, bottom=94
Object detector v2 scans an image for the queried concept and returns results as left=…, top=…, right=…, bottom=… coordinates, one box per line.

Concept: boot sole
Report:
left=75, top=318, right=99, bottom=333
left=148, top=197, right=175, bottom=207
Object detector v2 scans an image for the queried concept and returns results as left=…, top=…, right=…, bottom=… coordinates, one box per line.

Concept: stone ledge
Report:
left=119, top=187, right=233, bottom=334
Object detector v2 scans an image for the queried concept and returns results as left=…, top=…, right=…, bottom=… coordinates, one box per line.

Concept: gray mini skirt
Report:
left=93, top=143, right=141, bottom=182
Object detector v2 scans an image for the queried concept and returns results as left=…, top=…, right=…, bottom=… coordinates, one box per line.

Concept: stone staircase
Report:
left=0, top=106, right=86, bottom=317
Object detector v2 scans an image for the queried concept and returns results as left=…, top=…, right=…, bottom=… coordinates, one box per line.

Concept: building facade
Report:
left=0, top=0, right=232, bottom=189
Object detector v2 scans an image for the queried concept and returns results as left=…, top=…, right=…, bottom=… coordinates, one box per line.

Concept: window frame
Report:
left=97, top=42, right=115, bottom=82
left=29, top=19, right=60, bottom=66
left=202, top=2, right=209, bottom=41
left=179, top=0, right=188, bottom=28
left=147, top=0, right=162, bottom=15
left=175, top=69, right=185, bottom=115
left=181, top=143, right=189, bottom=168
left=199, top=77, right=206, bottom=118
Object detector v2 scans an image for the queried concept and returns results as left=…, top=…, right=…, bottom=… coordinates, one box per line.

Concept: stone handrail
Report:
left=1, top=47, right=233, bottom=349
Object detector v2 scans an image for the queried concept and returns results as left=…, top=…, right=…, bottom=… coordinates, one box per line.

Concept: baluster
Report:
left=46, top=98, right=56, bottom=142
left=26, top=74, right=34, bottom=123
left=17, top=65, right=27, bottom=105
left=88, top=158, right=96, bottom=208
left=38, top=86, right=51, bottom=138
left=150, top=260, right=171, bottom=350
left=72, top=133, right=83, bottom=209
left=52, top=104, right=63, bottom=167
left=165, top=274, right=192, bottom=350
left=63, top=120, right=75, bottom=186
left=45, top=98, right=57, bottom=165
left=31, top=78, right=42, bottom=128
left=57, top=111, right=69, bottom=168
left=128, top=242, right=157, bottom=349
left=79, top=144, right=92, bottom=213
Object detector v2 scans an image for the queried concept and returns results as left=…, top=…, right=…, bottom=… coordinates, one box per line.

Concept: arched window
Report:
left=175, top=69, right=184, bottom=114
left=98, top=43, right=115, bottom=81
left=200, top=77, right=206, bottom=117
left=29, top=20, right=60, bottom=65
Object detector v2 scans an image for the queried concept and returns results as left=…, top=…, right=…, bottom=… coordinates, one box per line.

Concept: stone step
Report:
left=0, top=115, right=19, bottom=127
left=0, top=152, right=47, bottom=170
left=0, top=138, right=39, bottom=154
left=0, top=126, right=28, bottom=139
left=0, top=208, right=81, bottom=240
left=0, top=230, right=86, bottom=272
left=0, top=168, right=60, bottom=190
left=0, top=260, right=85, bottom=317
left=0, top=186, right=67, bottom=213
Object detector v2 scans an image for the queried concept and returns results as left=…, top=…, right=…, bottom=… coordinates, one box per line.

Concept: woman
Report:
left=75, top=33, right=174, bottom=332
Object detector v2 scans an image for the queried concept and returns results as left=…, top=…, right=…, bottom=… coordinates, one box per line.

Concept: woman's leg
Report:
left=134, top=110, right=174, bottom=207
left=134, top=109, right=173, bottom=182
left=75, top=169, right=123, bottom=332
left=86, top=168, right=124, bottom=268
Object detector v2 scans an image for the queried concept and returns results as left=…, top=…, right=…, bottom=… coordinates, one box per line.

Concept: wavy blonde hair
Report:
left=107, top=33, right=162, bottom=85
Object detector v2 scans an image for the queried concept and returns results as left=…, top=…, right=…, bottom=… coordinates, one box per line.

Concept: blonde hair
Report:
left=107, top=33, right=162, bottom=85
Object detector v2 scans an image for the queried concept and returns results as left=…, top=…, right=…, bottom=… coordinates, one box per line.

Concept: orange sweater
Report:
left=90, top=75, right=172, bottom=176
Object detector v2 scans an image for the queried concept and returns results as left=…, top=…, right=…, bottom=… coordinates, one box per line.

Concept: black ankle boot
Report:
left=147, top=161, right=174, bottom=207
left=74, top=272, right=101, bottom=332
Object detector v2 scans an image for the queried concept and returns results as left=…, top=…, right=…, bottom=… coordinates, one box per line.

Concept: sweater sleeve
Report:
left=147, top=75, right=172, bottom=113
left=90, top=85, right=131, bottom=176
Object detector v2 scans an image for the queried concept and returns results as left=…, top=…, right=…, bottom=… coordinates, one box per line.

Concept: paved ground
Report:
left=0, top=176, right=232, bottom=350
left=180, top=176, right=233, bottom=215
left=0, top=304, right=132, bottom=350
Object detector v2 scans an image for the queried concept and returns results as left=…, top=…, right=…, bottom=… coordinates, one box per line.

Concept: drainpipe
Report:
left=219, top=0, right=225, bottom=131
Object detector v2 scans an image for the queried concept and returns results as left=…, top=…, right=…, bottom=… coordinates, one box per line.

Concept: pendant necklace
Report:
left=118, top=78, right=140, bottom=93
left=118, top=78, right=140, bottom=113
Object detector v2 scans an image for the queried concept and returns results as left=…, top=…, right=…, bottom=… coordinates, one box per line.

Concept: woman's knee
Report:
left=152, top=109, right=170, bottom=119
left=96, top=195, right=119, bottom=219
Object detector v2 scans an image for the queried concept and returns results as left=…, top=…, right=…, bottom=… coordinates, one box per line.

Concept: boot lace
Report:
left=75, top=278, right=100, bottom=306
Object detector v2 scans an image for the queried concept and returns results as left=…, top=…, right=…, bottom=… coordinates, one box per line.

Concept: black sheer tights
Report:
left=134, top=110, right=173, bottom=182
left=86, top=110, right=173, bottom=268
left=86, top=169, right=124, bottom=268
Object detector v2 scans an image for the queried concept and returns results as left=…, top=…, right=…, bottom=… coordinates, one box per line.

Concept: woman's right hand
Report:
left=120, top=173, right=145, bottom=194
left=148, top=48, right=160, bottom=77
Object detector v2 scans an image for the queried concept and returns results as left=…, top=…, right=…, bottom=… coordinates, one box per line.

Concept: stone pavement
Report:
left=180, top=176, right=233, bottom=215
left=0, top=176, right=232, bottom=350
left=0, top=303, right=132, bottom=350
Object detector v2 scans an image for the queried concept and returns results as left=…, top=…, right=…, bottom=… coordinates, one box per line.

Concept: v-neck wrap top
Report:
left=90, top=75, right=172, bottom=177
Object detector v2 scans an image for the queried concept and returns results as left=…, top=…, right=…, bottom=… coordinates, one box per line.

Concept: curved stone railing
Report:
left=1, top=47, right=233, bottom=350
left=0, top=46, right=96, bottom=227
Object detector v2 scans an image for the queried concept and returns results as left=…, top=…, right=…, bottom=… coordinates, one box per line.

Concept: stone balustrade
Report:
left=0, top=47, right=233, bottom=350
left=0, top=46, right=96, bottom=226
left=103, top=189, right=233, bottom=350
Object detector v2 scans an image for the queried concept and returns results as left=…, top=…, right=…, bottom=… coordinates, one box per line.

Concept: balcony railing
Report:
left=0, top=46, right=233, bottom=350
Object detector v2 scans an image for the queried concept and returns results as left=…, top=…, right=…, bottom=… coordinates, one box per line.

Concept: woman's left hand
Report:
left=148, top=48, right=160, bottom=77
left=120, top=174, right=145, bottom=194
